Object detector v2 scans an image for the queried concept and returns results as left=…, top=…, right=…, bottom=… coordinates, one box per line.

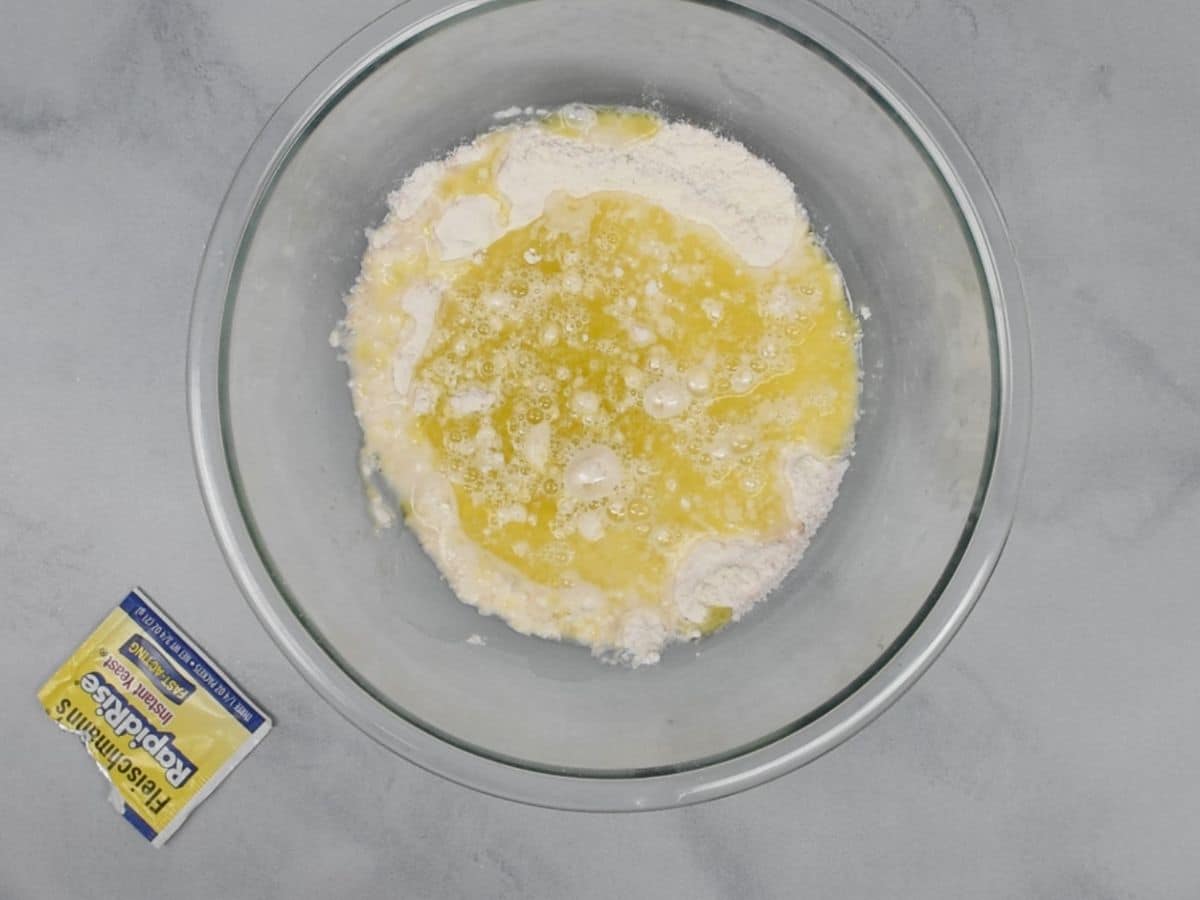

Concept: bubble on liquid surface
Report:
left=642, top=379, right=690, bottom=420
left=571, top=390, right=601, bottom=416
left=685, top=366, right=711, bottom=395
left=730, top=367, right=755, bottom=394
left=563, top=445, right=623, bottom=501
left=559, top=103, right=598, bottom=131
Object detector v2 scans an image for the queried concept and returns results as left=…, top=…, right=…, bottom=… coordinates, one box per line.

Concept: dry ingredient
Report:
left=37, top=589, right=271, bottom=846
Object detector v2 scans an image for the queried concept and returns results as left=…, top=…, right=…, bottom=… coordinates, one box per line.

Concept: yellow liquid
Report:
left=541, top=105, right=662, bottom=145
left=411, top=191, right=859, bottom=608
left=435, top=133, right=513, bottom=222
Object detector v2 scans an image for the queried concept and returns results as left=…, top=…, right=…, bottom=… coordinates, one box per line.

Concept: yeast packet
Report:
left=37, top=589, right=271, bottom=846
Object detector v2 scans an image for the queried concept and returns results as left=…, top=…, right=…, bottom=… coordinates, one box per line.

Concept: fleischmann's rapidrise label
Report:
left=38, top=589, right=271, bottom=846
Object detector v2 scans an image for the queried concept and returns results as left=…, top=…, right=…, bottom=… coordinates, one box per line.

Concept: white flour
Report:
left=387, top=109, right=799, bottom=268
left=497, top=121, right=799, bottom=267
left=671, top=453, right=848, bottom=628
left=346, top=108, right=854, bottom=666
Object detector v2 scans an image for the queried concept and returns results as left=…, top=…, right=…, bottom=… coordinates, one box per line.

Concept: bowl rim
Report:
left=187, top=0, right=1031, bottom=811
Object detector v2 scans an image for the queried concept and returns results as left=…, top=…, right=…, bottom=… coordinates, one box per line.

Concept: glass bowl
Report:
left=188, top=0, right=1029, bottom=809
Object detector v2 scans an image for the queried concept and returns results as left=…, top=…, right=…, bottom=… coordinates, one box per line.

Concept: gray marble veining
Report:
left=3, top=1, right=1198, bottom=897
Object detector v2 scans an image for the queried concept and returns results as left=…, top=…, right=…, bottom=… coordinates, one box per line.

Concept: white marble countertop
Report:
left=5, top=1, right=1198, bottom=896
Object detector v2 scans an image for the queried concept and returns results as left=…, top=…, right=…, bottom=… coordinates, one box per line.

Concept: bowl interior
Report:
left=222, top=0, right=995, bottom=774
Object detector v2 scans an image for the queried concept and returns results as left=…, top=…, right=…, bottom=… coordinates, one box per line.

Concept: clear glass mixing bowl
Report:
left=189, top=0, right=1029, bottom=809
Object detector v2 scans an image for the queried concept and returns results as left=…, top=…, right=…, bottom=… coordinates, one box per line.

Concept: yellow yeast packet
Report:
left=38, top=588, right=271, bottom=846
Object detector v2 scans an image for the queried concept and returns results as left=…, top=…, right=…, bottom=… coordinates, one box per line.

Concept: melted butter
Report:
left=541, top=104, right=662, bottom=145
left=435, top=132, right=513, bottom=224
left=410, top=190, right=859, bottom=608
left=699, top=605, right=734, bottom=635
left=350, top=135, right=515, bottom=372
